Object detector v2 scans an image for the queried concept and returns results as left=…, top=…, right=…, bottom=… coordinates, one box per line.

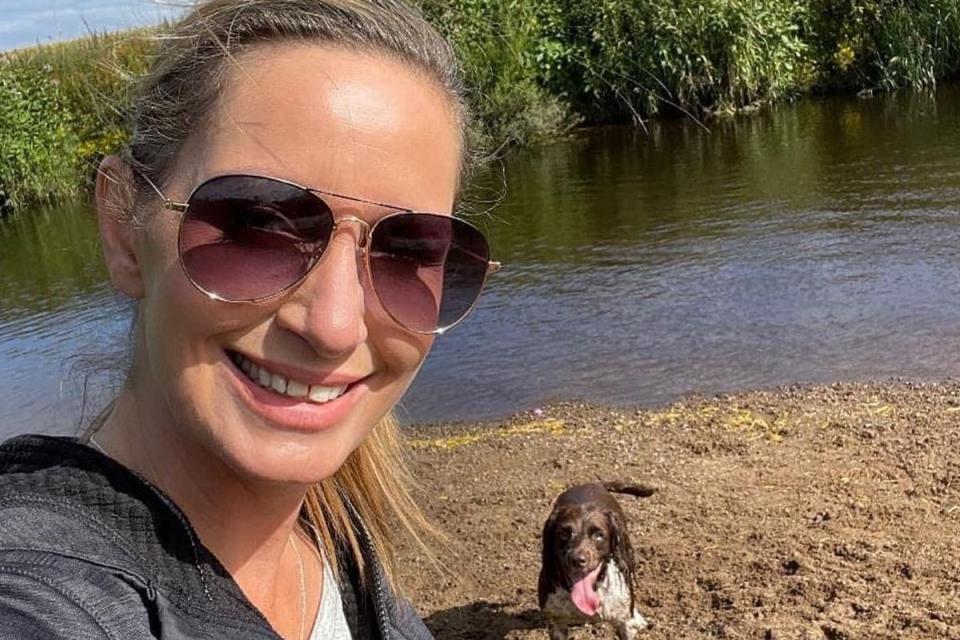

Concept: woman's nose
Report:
left=274, top=225, right=368, bottom=358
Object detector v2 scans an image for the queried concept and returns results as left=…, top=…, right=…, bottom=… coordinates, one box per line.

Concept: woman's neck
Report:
left=93, top=389, right=322, bottom=636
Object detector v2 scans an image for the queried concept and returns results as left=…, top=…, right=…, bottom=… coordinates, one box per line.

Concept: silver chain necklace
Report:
left=87, top=433, right=311, bottom=640
left=289, top=532, right=307, bottom=640
left=86, top=435, right=108, bottom=456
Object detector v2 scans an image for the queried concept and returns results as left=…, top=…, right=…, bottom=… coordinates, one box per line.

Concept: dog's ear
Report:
left=607, top=508, right=637, bottom=610
left=541, top=508, right=561, bottom=567
left=539, top=507, right=565, bottom=607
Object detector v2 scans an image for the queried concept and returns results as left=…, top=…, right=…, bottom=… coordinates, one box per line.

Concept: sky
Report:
left=0, top=0, right=185, bottom=51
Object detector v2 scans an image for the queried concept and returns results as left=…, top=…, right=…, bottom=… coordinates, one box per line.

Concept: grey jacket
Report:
left=0, top=435, right=433, bottom=640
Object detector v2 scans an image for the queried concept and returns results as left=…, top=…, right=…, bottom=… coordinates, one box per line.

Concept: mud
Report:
left=396, top=381, right=960, bottom=639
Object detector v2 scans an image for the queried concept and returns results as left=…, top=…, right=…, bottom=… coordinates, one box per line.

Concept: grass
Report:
left=0, top=30, right=153, bottom=212
left=2, top=1, right=960, bottom=213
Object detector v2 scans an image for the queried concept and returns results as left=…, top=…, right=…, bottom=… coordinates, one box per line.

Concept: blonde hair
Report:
left=127, top=0, right=471, bottom=195
left=305, top=411, right=434, bottom=586
left=110, top=0, right=468, bottom=588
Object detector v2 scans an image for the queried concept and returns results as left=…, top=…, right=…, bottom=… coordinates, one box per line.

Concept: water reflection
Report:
left=0, top=205, right=127, bottom=435
left=4, top=87, right=960, bottom=434
left=401, top=86, right=960, bottom=422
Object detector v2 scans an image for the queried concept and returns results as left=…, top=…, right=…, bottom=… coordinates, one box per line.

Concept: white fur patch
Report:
left=542, top=561, right=649, bottom=639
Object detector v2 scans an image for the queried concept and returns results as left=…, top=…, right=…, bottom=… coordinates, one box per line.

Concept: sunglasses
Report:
left=139, top=173, right=500, bottom=334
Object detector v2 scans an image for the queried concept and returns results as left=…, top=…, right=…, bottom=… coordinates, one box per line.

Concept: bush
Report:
left=804, top=0, right=960, bottom=91
left=3, top=4, right=960, bottom=212
left=422, top=0, right=578, bottom=146
left=0, top=63, right=80, bottom=212
left=542, top=0, right=809, bottom=121
left=0, top=30, right=154, bottom=213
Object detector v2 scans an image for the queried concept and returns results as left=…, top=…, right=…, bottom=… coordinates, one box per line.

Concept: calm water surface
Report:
left=4, top=88, right=960, bottom=437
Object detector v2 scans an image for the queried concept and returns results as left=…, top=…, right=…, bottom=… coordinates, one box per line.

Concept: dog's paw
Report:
left=615, top=611, right=650, bottom=639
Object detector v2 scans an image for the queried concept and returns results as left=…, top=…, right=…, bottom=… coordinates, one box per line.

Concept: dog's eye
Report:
left=591, top=530, right=605, bottom=541
left=558, top=527, right=573, bottom=541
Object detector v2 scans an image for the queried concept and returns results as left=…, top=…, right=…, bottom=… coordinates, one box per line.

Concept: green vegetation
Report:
left=0, top=31, right=152, bottom=212
left=428, top=0, right=960, bottom=141
left=2, top=1, right=960, bottom=213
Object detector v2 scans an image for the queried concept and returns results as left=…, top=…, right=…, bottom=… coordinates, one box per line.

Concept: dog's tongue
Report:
left=570, top=564, right=603, bottom=615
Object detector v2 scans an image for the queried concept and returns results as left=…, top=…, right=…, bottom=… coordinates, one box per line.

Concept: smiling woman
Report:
left=0, top=1, right=499, bottom=639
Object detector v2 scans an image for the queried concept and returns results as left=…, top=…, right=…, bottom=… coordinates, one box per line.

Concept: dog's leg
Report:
left=614, top=610, right=649, bottom=640
left=548, top=623, right=571, bottom=640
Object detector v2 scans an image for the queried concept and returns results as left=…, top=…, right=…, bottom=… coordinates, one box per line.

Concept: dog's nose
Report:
left=572, top=553, right=588, bottom=568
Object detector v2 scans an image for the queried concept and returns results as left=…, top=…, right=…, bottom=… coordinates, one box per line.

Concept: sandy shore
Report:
left=396, top=381, right=960, bottom=639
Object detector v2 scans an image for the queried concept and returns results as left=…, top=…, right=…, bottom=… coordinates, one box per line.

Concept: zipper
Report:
left=344, top=500, right=391, bottom=640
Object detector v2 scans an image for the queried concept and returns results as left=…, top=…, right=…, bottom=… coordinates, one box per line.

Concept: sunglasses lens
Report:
left=178, top=176, right=333, bottom=301
left=176, top=176, right=493, bottom=331
left=369, top=213, right=490, bottom=332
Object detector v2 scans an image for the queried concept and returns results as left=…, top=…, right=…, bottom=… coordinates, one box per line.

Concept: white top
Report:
left=300, top=521, right=352, bottom=640
left=308, top=555, right=353, bottom=639
left=84, top=440, right=352, bottom=638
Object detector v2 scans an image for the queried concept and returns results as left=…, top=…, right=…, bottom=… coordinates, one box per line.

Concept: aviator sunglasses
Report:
left=139, top=173, right=501, bottom=334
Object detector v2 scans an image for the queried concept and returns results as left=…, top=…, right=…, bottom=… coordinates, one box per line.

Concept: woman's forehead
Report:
left=186, top=43, right=461, bottom=212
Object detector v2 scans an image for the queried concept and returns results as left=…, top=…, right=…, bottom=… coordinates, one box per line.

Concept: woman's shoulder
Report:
left=0, top=435, right=120, bottom=549
left=0, top=547, right=154, bottom=640
left=0, top=435, right=162, bottom=638
left=0, top=434, right=186, bottom=544
left=0, top=434, right=154, bottom=558
left=0, top=434, right=282, bottom=639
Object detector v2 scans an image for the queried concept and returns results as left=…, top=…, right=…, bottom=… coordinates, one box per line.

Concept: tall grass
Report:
left=2, top=2, right=960, bottom=213
left=0, top=61, right=79, bottom=211
left=803, top=0, right=960, bottom=91
left=0, top=30, right=153, bottom=212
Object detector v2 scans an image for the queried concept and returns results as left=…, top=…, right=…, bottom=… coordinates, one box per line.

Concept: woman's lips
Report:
left=230, top=351, right=350, bottom=402
left=223, top=350, right=369, bottom=431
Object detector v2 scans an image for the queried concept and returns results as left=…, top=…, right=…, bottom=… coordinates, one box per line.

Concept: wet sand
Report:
left=397, top=381, right=960, bottom=639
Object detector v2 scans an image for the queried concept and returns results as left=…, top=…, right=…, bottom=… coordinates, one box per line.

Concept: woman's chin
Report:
left=231, top=444, right=351, bottom=486
left=194, top=418, right=355, bottom=486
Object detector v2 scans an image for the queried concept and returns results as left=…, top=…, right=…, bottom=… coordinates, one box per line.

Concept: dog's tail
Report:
left=602, top=481, right=657, bottom=498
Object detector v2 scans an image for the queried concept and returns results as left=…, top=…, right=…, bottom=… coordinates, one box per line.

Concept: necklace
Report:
left=289, top=532, right=307, bottom=640
left=87, top=435, right=108, bottom=456
left=89, top=432, right=309, bottom=640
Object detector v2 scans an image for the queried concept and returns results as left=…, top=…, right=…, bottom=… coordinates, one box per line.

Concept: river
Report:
left=3, top=87, right=960, bottom=437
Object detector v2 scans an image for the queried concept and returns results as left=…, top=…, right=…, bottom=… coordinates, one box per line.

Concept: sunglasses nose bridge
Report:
left=331, top=216, right=371, bottom=250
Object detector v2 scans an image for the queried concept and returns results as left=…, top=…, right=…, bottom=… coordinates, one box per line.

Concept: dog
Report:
left=538, top=481, right=655, bottom=640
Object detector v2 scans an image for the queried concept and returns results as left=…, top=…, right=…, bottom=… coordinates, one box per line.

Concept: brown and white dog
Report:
left=538, top=481, right=655, bottom=640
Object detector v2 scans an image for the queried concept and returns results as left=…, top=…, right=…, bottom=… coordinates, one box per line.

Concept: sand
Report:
left=396, top=381, right=960, bottom=639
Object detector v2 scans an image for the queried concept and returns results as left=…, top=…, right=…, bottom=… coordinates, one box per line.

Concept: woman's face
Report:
left=125, top=44, right=461, bottom=483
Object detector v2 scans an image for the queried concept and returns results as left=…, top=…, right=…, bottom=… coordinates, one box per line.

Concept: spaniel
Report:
left=538, top=482, right=655, bottom=640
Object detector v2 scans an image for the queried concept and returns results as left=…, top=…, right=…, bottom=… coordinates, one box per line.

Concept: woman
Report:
left=0, top=1, right=498, bottom=638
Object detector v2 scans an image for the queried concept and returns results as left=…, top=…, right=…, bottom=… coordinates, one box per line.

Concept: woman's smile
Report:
left=224, top=348, right=373, bottom=432
left=8, top=2, right=490, bottom=638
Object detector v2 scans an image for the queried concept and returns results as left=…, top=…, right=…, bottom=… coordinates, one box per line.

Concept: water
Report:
left=4, top=87, right=960, bottom=436
left=0, top=0, right=184, bottom=51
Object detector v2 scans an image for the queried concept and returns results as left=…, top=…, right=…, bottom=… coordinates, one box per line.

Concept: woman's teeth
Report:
left=230, top=353, right=348, bottom=404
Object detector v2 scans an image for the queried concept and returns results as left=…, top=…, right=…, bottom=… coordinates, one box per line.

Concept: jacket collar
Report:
left=0, top=434, right=386, bottom=639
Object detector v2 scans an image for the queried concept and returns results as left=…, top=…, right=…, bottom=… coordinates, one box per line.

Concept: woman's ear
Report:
left=96, top=156, right=145, bottom=299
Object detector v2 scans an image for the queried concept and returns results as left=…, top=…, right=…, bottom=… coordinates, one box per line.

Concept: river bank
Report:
left=3, top=0, right=960, bottom=212
left=397, top=381, right=959, bottom=639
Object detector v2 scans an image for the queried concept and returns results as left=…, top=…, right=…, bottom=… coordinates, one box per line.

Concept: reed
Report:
left=2, top=2, right=959, bottom=213
left=0, top=29, right=154, bottom=212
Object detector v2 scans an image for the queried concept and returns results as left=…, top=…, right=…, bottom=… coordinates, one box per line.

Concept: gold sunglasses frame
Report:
left=138, top=172, right=502, bottom=335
